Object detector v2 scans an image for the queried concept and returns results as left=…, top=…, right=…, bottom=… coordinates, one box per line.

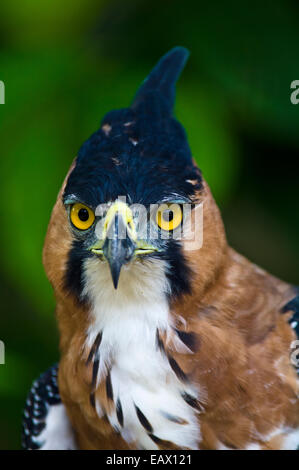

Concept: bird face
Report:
left=58, top=48, right=203, bottom=303
left=63, top=192, right=194, bottom=292
left=62, top=145, right=202, bottom=301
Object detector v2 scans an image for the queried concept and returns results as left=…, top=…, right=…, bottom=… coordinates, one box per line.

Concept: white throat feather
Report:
left=82, top=256, right=201, bottom=450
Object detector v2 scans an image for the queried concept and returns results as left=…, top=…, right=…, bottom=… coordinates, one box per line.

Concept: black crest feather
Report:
left=64, top=46, right=201, bottom=208
left=132, top=46, right=190, bottom=116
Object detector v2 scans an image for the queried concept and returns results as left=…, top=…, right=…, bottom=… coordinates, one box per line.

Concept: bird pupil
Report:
left=163, top=210, right=174, bottom=222
left=78, top=208, right=89, bottom=222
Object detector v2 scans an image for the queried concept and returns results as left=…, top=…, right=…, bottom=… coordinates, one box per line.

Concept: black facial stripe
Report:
left=64, top=239, right=92, bottom=303
left=152, top=239, right=192, bottom=300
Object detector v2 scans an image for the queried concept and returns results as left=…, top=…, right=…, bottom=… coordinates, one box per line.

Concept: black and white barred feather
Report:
left=22, top=364, right=76, bottom=450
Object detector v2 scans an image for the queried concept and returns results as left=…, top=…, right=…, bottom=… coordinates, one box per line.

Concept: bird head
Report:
left=43, top=47, right=226, bottom=310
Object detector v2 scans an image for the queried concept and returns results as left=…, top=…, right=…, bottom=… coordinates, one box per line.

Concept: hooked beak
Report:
left=102, top=213, right=135, bottom=289
left=90, top=201, right=158, bottom=289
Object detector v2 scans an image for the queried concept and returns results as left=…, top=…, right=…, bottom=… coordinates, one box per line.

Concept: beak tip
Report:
left=110, top=263, right=121, bottom=290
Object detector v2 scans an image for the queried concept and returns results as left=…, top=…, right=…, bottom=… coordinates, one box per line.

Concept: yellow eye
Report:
left=70, top=203, right=95, bottom=230
left=156, top=203, right=183, bottom=231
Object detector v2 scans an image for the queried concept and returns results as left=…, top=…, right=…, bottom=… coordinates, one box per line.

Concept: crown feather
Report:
left=131, top=46, right=190, bottom=116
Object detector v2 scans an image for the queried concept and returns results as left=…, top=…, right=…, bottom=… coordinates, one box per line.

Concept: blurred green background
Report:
left=0, top=0, right=299, bottom=450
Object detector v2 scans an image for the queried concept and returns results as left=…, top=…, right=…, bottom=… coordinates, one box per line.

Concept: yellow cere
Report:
left=70, top=203, right=95, bottom=230
left=156, top=203, right=183, bottom=231
left=103, top=201, right=137, bottom=241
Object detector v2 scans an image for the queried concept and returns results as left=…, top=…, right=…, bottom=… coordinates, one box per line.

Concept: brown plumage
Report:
left=41, top=48, right=299, bottom=450
left=43, top=175, right=299, bottom=450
